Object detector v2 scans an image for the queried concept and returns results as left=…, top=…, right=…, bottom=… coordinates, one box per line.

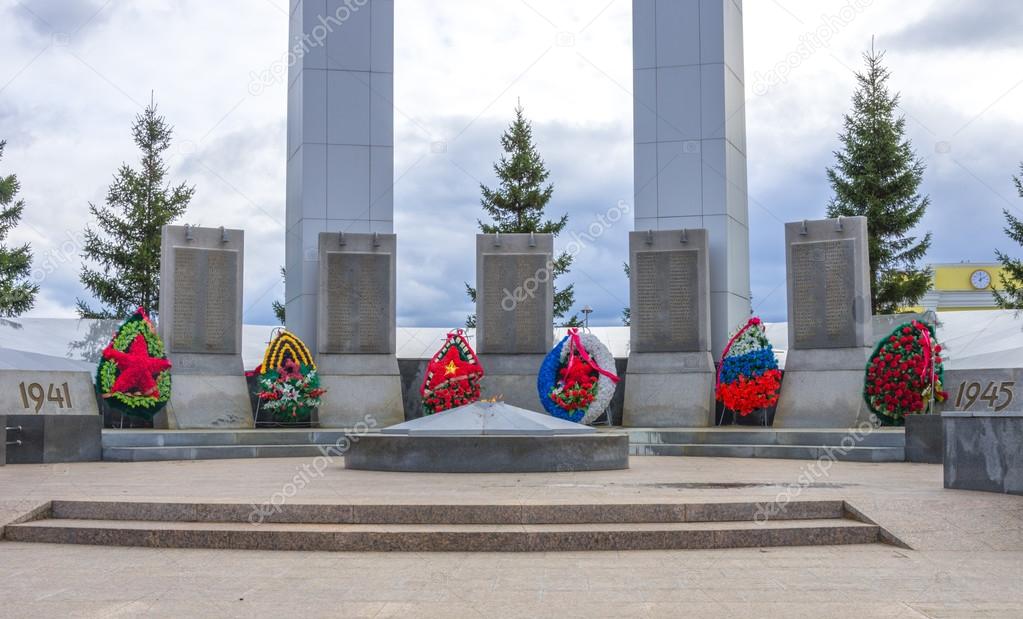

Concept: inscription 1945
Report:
left=791, top=239, right=856, bottom=349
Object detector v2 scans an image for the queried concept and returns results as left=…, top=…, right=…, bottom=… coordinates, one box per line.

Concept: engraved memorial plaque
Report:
left=791, top=239, right=856, bottom=349
left=170, top=247, right=238, bottom=354
left=634, top=250, right=700, bottom=352
left=323, top=252, right=391, bottom=354
left=481, top=253, right=550, bottom=354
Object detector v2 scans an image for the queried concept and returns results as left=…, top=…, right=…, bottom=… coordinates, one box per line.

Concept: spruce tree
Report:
left=0, top=141, right=38, bottom=317
left=465, top=103, right=579, bottom=327
left=994, top=165, right=1023, bottom=310
left=826, top=45, right=932, bottom=315
left=77, top=100, right=194, bottom=319
left=272, top=266, right=286, bottom=324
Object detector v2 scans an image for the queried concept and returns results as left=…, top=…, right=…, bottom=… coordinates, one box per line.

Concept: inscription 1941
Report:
left=791, top=239, right=856, bottom=349
left=171, top=247, right=239, bottom=354
left=633, top=250, right=700, bottom=352
left=323, top=252, right=391, bottom=354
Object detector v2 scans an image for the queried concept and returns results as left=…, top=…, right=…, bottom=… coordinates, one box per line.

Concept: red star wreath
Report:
left=95, top=307, right=173, bottom=419
left=103, top=334, right=172, bottom=398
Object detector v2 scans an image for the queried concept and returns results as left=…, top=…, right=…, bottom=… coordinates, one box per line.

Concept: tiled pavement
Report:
left=0, top=456, right=1021, bottom=617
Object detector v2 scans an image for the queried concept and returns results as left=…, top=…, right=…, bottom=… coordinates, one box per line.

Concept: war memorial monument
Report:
left=1, top=2, right=1022, bottom=614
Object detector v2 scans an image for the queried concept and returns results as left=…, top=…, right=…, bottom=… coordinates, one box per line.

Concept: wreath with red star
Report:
left=420, top=330, right=484, bottom=415
left=96, top=307, right=172, bottom=419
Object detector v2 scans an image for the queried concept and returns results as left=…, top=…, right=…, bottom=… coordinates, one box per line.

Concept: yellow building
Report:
left=920, top=263, right=1005, bottom=312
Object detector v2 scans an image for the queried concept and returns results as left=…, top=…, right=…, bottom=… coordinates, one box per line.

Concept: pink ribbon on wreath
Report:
left=564, top=328, right=620, bottom=384
left=915, top=321, right=935, bottom=382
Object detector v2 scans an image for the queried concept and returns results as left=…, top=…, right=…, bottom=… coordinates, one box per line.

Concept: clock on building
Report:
left=970, top=269, right=992, bottom=290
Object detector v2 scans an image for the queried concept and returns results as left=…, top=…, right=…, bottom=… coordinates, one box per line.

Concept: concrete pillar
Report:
left=286, top=0, right=394, bottom=346
left=632, top=0, right=751, bottom=357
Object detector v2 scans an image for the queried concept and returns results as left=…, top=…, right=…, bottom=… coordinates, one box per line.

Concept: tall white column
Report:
left=286, top=0, right=394, bottom=346
left=633, top=0, right=751, bottom=357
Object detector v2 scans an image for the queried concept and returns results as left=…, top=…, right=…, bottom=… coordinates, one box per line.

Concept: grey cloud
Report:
left=8, top=0, right=112, bottom=40
left=889, top=0, right=1023, bottom=50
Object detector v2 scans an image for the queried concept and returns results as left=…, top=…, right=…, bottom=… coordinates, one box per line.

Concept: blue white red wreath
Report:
left=537, top=329, right=618, bottom=424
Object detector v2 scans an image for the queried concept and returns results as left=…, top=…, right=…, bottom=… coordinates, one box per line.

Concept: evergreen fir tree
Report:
left=826, top=45, right=932, bottom=315
left=621, top=262, right=631, bottom=326
left=994, top=165, right=1023, bottom=310
left=77, top=99, right=194, bottom=319
left=0, top=140, right=38, bottom=317
left=465, top=103, right=579, bottom=327
left=272, top=266, right=286, bottom=324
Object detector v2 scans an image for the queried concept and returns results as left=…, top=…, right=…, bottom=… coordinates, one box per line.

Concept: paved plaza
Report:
left=1, top=456, right=1021, bottom=617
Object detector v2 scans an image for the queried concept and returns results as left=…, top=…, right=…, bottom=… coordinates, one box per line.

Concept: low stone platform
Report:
left=346, top=402, right=629, bottom=473
left=3, top=499, right=891, bottom=552
left=100, top=426, right=907, bottom=463
left=625, top=427, right=906, bottom=462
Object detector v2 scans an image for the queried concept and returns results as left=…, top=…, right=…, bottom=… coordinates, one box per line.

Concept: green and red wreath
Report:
left=96, top=307, right=172, bottom=419
left=864, top=320, right=948, bottom=426
left=421, top=330, right=484, bottom=415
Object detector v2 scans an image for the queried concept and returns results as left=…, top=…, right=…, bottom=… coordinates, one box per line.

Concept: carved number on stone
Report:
left=954, top=381, right=1014, bottom=412
left=18, top=382, right=73, bottom=412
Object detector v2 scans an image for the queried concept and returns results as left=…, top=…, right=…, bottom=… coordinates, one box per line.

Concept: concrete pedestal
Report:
left=905, top=414, right=943, bottom=464
left=944, top=411, right=1023, bottom=495
left=478, top=354, right=546, bottom=413
left=317, top=354, right=404, bottom=428
left=3, top=414, right=102, bottom=464
left=163, top=355, right=254, bottom=429
left=774, top=348, right=873, bottom=428
left=623, top=352, right=715, bottom=427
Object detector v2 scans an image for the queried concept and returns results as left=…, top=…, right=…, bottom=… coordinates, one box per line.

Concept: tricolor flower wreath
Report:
left=256, top=329, right=325, bottom=423
left=715, top=317, right=782, bottom=416
left=537, top=329, right=619, bottom=424
left=96, top=307, right=172, bottom=419
left=421, top=330, right=484, bottom=415
left=864, top=320, right=948, bottom=426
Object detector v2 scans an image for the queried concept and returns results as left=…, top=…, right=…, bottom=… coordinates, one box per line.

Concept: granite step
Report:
left=102, top=444, right=335, bottom=462
left=623, top=428, right=906, bottom=448
left=47, top=499, right=848, bottom=525
left=102, top=429, right=355, bottom=448
left=4, top=517, right=881, bottom=552
left=630, top=443, right=905, bottom=462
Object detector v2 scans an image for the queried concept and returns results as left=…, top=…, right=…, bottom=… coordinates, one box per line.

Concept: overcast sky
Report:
left=1, top=0, right=1020, bottom=327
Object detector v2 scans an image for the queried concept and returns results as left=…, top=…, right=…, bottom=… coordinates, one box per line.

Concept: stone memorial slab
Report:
left=624, top=229, right=715, bottom=427
left=158, top=225, right=253, bottom=429
left=475, top=234, right=554, bottom=411
left=320, top=251, right=393, bottom=355
left=790, top=239, right=857, bottom=349
left=775, top=217, right=873, bottom=428
left=170, top=247, right=239, bottom=354
left=477, top=236, right=553, bottom=355
left=315, top=232, right=403, bottom=428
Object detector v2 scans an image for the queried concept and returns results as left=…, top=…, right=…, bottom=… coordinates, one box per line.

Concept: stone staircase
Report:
left=102, top=427, right=906, bottom=463
left=623, top=428, right=906, bottom=462
left=3, top=500, right=902, bottom=552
